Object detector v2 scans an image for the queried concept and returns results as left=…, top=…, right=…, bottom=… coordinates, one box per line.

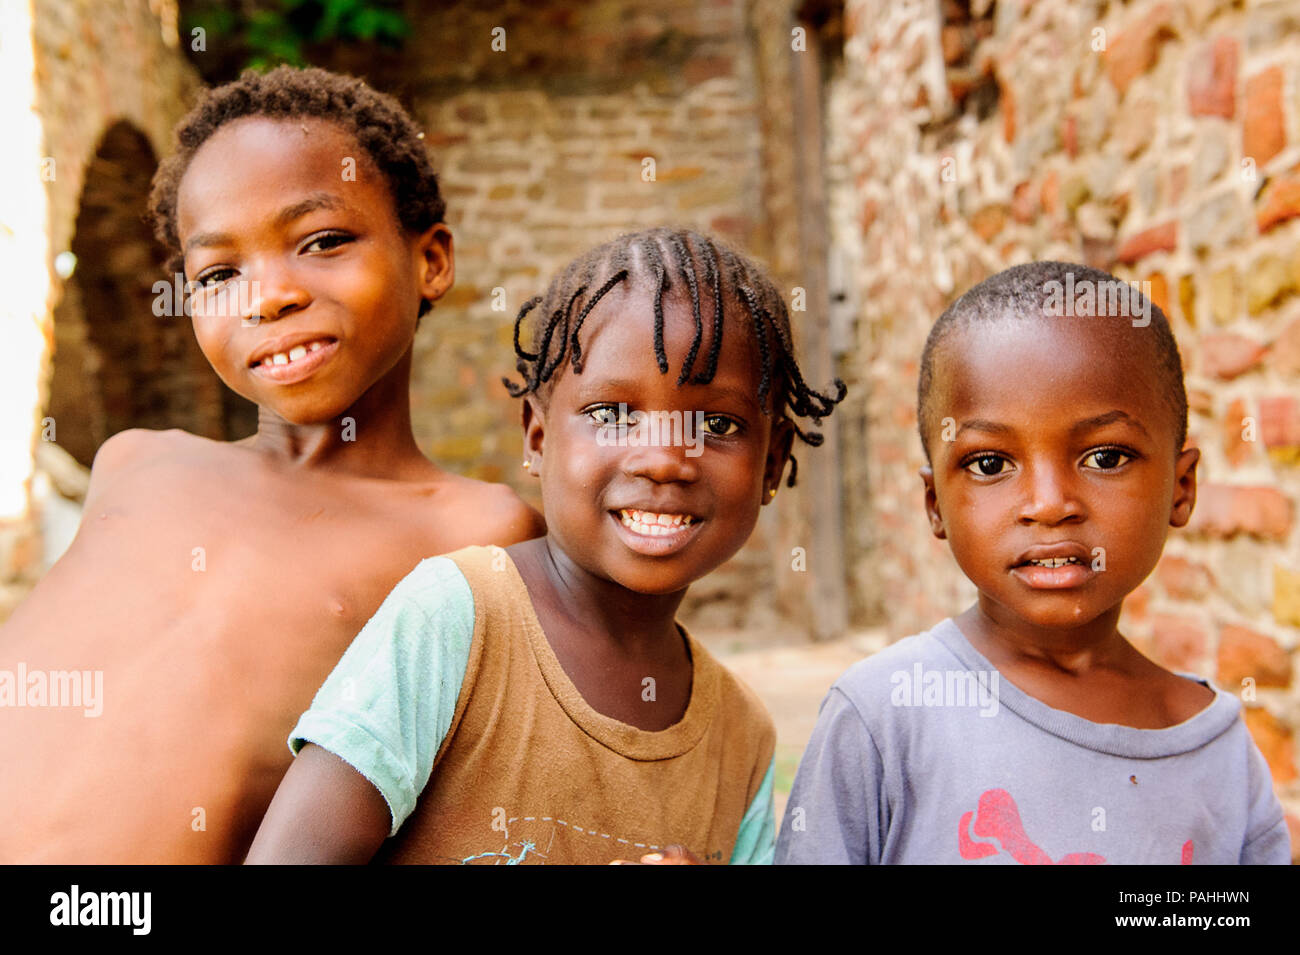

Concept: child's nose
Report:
left=620, top=442, right=701, bottom=485
left=241, top=261, right=310, bottom=324
left=1015, top=465, right=1084, bottom=526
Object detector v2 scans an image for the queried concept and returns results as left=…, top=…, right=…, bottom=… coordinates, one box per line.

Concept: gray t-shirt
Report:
left=776, top=618, right=1290, bottom=865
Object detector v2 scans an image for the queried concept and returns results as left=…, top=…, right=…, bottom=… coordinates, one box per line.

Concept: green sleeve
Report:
left=288, top=556, right=475, bottom=837
left=728, top=759, right=776, bottom=865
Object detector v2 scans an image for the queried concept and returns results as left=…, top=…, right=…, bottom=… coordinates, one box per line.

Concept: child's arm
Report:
left=245, top=745, right=389, bottom=864
left=728, top=758, right=776, bottom=864
left=1240, top=734, right=1292, bottom=865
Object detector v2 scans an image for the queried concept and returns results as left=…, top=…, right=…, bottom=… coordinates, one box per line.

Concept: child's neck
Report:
left=956, top=593, right=1215, bottom=729
left=509, top=536, right=694, bottom=730
left=248, top=348, right=436, bottom=482
left=512, top=537, right=687, bottom=649
left=958, top=598, right=1130, bottom=675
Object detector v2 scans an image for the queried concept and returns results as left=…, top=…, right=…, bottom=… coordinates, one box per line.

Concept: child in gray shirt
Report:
left=777, top=262, right=1290, bottom=865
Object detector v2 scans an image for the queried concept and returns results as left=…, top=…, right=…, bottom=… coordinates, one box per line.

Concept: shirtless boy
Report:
left=0, top=66, right=542, bottom=863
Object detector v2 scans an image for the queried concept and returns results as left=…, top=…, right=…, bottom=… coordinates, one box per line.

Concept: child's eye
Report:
left=588, top=406, right=624, bottom=427
left=302, top=233, right=353, bottom=253
left=195, top=267, right=236, bottom=288
left=703, top=415, right=739, bottom=436
left=1082, top=448, right=1131, bottom=470
left=964, top=454, right=1011, bottom=476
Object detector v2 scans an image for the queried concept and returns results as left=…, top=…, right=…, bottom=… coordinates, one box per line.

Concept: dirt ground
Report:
left=694, top=626, right=889, bottom=821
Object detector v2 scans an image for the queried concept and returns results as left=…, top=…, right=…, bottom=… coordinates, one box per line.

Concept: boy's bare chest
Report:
left=26, top=461, right=467, bottom=657
left=94, top=472, right=417, bottom=580
left=0, top=448, right=523, bottom=862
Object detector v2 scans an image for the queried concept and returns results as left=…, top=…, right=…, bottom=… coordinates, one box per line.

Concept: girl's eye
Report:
left=1083, top=448, right=1131, bottom=470
left=588, top=407, right=620, bottom=427
left=303, top=233, right=352, bottom=253
left=195, top=268, right=235, bottom=288
left=703, top=415, right=738, bottom=436
left=965, top=454, right=1010, bottom=476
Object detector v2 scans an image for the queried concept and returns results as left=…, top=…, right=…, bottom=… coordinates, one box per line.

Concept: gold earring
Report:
left=767, top=488, right=776, bottom=500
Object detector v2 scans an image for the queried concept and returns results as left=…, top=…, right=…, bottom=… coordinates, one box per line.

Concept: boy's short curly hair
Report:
left=147, top=65, right=445, bottom=316
left=916, top=261, right=1188, bottom=462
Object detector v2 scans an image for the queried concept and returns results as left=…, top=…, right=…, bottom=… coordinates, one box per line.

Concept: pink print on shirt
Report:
left=958, top=788, right=1195, bottom=865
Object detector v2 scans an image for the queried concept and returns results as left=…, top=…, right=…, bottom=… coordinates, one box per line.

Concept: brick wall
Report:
left=0, top=0, right=202, bottom=617
left=11, top=0, right=833, bottom=632
left=831, top=0, right=1300, bottom=836
left=11, top=1, right=1298, bottom=836
left=383, top=0, right=821, bottom=631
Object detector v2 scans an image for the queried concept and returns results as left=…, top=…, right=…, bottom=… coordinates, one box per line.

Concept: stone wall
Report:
left=0, top=0, right=202, bottom=617
left=386, top=0, right=832, bottom=632
left=831, top=0, right=1300, bottom=836
left=9, top=0, right=1298, bottom=836
left=8, top=0, right=841, bottom=633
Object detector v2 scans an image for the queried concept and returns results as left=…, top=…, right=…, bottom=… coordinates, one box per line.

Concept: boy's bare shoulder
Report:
left=432, top=471, right=546, bottom=546
left=90, top=427, right=239, bottom=469
left=89, top=427, right=174, bottom=470
left=84, top=431, right=253, bottom=504
left=85, top=429, right=216, bottom=499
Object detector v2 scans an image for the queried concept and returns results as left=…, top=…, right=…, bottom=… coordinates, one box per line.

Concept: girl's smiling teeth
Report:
left=618, top=508, right=696, bottom=536
left=257, top=339, right=331, bottom=367
left=1023, top=556, right=1081, bottom=567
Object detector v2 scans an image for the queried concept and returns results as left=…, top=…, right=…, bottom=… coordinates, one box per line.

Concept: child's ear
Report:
left=1169, top=446, right=1199, bottom=527
left=521, top=396, right=545, bottom=476
left=919, top=466, right=946, bottom=539
left=415, top=223, right=454, bottom=307
left=762, top=418, right=796, bottom=503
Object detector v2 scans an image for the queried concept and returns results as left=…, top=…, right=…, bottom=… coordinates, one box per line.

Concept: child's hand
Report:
left=609, top=844, right=702, bottom=865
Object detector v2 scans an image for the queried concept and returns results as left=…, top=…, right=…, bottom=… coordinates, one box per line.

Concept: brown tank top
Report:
left=376, top=546, right=775, bottom=864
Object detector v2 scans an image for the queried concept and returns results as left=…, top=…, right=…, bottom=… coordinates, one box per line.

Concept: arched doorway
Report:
left=45, top=120, right=257, bottom=471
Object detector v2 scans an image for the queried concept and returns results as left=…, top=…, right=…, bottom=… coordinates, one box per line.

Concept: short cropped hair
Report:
left=916, top=261, right=1188, bottom=461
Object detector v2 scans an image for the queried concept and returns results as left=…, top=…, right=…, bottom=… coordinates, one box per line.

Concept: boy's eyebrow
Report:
left=183, top=192, right=349, bottom=253
left=955, top=418, right=1014, bottom=437
left=1069, top=409, right=1151, bottom=438
left=956, top=411, right=1151, bottom=438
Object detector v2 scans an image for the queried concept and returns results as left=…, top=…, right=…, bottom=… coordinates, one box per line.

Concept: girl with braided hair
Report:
left=250, top=227, right=846, bottom=865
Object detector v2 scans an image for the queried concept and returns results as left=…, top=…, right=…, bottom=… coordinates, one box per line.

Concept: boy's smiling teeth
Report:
left=1024, top=556, right=1081, bottom=567
left=259, top=340, right=328, bottom=367
left=618, top=508, right=695, bottom=536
